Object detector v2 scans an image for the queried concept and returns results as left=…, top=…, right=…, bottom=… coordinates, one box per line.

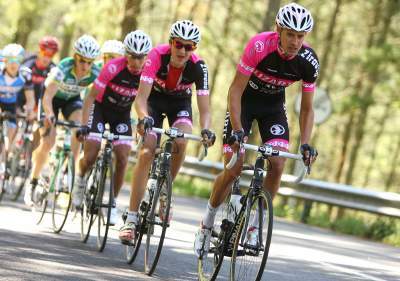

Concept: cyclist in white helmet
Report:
left=194, top=2, right=319, bottom=258
left=72, top=30, right=152, bottom=225
left=0, top=43, right=35, bottom=144
left=119, top=20, right=216, bottom=244
left=25, top=34, right=101, bottom=206
left=99, top=40, right=125, bottom=67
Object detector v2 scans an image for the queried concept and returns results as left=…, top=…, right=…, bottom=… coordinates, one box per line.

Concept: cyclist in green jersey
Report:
left=24, top=34, right=101, bottom=206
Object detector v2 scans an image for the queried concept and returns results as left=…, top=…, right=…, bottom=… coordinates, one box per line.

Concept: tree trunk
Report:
left=188, top=1, right=201, bottom=21
left=344, top=0, right=398, bottom=185
left=385, top=135, right=400, bottom=191
left=362, top=102, right=392, bottom=186
left=173, top=0, right=184, bottom=23
left=318, top=0, right=343, bottom=83
left=13, top=0, right=44, bottom=46
left=204, top=0, right=215, bottom=25
left=120, top=0, right=143, bottom=39
left=60, top=24, right=75, bottom=59
left=262, top=0, right=281, bottom=31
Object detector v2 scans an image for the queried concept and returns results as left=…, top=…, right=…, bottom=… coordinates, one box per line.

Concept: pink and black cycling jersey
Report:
left=238, top=31, right=319, bottom=104
left=140, top=44, right=209, bottom=98
left=94, top=57, right=140, bottom=112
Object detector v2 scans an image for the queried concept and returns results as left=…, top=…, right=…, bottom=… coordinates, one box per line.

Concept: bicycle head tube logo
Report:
left=270, top=124, right=285, bottom=135
left=97, top=123, right=104, bottom=132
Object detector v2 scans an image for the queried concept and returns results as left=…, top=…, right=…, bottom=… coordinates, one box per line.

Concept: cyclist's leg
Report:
left=109, top=108, right=132, bottom=198
left=4, top=104, right=18, bottom=145
left=63, top=98, right=83, bottom=164
left=257, top=109, right=289, bottom=199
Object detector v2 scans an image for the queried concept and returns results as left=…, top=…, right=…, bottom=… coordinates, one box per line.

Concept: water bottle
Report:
left=144, top=176, right=157, bottom=203
left=227, top=194, right=242, bottom=223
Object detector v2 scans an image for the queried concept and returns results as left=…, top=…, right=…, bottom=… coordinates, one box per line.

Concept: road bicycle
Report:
left=80, top=130, right=133, bottom=252
left=198, top=142, right=308, bottom=281
left=32, top=120, right=80, bottom=234
left=125, top=127, right=207, bottom=276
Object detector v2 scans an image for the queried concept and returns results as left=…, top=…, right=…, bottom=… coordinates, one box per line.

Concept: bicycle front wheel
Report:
left=52, top=152, right=75, bottom=233
left=81, top=166, right=97, bottom=243
left=144, top=173, right=172, bottom=276
left=96, top=158, right=114, bottom=252
left=0, top=143, right=7, bottom=202
left=230, top=190, right=273, bottom=281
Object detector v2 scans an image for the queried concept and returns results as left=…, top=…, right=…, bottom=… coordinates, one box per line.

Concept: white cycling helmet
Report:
left=124, top=30, right=152, bottom=55
left=2, top=43, right=24, bottom=59
left=170, top=20, right=201, bottom=44
left=101, top=40, right=125, bottom=55
left=73, top=34, right=100, bottom=59
left=276, top=3, right=313, bottom=32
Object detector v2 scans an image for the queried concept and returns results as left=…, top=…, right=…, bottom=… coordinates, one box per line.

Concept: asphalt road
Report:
left=0, top=188, right=399, bottom=281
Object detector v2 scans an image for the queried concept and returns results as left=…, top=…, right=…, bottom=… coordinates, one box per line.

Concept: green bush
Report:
left=332, top=216, right=369, bottom=236
left=366, top=218, right=396, bottom=240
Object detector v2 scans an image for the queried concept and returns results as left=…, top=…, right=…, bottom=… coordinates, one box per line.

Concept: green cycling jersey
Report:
left=45, top=57, right=100, bottom=100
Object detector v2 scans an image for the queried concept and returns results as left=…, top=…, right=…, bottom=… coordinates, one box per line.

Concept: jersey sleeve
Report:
left=20, top=66, right=34, bottom=90
left=237, top=34, right=266, bottom=76
left=301, top=48, right=320, bottom=93
left=93, top=61, right=117, bottom=94
left=45, top=66, right=64, bottom=87
left=140, top=48, right=161, bottom=84
left=194, top=61, right=209, bottom=96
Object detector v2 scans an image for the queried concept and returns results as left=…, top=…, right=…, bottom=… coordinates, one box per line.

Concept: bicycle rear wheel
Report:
left=81, top=166, right=97, bottom=243
left=96, top=158, right=114, bottom=252
left=144, top=173, right=172, bottom=276
left=230, top=190, right=273, bottom=281
left=11, top=141, right=32, bottom=201
left=52, top=153, right=74, bottom=233
left=31, top=179, right=49, bottom=225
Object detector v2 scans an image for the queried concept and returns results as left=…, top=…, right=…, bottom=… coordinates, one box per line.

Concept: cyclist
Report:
left=194, top=2, right=319, bottom=257
left=24, top=34, right=101, bottom=206
left=119, top=20, right=216, bottom=244
left=0, top=43, right=35, bottom=143
left=99, top=40, right=125, bottom=67
left=17, top=36, right=59, bottom=113
left=72, top=30, right=152, bottom=226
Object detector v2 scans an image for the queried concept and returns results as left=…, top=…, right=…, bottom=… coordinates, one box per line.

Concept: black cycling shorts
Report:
left=87, top=101, right=132, bottom=145
left=148, top=93, right=193, bottom=129
left=0, top=102, right=17, bottom=128
left=39, top=96, right=83, bottom=120
left=222, top=93, right=289, bottom=153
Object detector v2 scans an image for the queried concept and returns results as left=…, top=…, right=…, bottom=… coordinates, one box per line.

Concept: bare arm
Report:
left=299, top=90, right=315, bottom=144
left=228, top=70, right=250, bottom=131
left=82, top=86, right=99, bottom=126
left=42, top=82, right=58, bottom=119
left=196, top=95, right=211, bottom=129
left=24, top=89, right=35, bottom=119
left=134, top=81, right=153, bottom=120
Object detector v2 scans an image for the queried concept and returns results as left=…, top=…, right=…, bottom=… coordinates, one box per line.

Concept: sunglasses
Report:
left=103, top=53, right=120, bottom=61
left=39, top=48, right=56, bottom=58
left=126, top=52, right=146, bottom=60
left=76, top=55, right=94, bottom=65
left=6, top=57, right=23, bottom=64
left=172, top=40, right=197, bottom=52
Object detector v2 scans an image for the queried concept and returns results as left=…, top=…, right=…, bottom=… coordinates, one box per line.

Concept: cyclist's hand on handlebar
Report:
left=300, top=143, right=318, bottom=167
left=44, top=115, right=55, bottom=128
left=76, top=125, right=90, bottom=142
left=227, top=129, right=245, bottom=153
left=137, top=116, right=154, bottom=136
left=26, top=109, right=35, bottom=121
left=201, top=128, right=216, bottom=147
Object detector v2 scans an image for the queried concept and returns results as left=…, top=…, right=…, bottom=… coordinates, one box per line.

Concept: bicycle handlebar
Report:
left=226, top=143, right=308, bottom=182
left=89, top=132, right=134, bottom=142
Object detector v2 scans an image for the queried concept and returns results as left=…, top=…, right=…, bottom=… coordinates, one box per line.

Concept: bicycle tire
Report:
left=32, top=184, right=49, bottom=225
left=52, top=152, right=74, bottom=233
left=126, top=199, right=149, bottom=264
left=230, top=190, right=273, bottom=281
left=12, top=141, right=32, bottom=201
left=144, top=173, right=172, bottom=276
left=96, top=157, right=114, bottom=252
left=0, top=142, right=7, bottom=202
left=81, top=165, right=97, bottom=243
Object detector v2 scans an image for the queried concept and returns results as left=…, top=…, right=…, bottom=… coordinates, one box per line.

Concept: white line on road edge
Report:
left=318, top=261, right=389, bottom=281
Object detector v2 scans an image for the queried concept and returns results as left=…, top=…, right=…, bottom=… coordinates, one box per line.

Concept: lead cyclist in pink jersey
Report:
left=73, top=30, right=152, bottom=225
left=119, top=20, right=216, bottom=244
left=194, top=2, right=319, bottom=257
